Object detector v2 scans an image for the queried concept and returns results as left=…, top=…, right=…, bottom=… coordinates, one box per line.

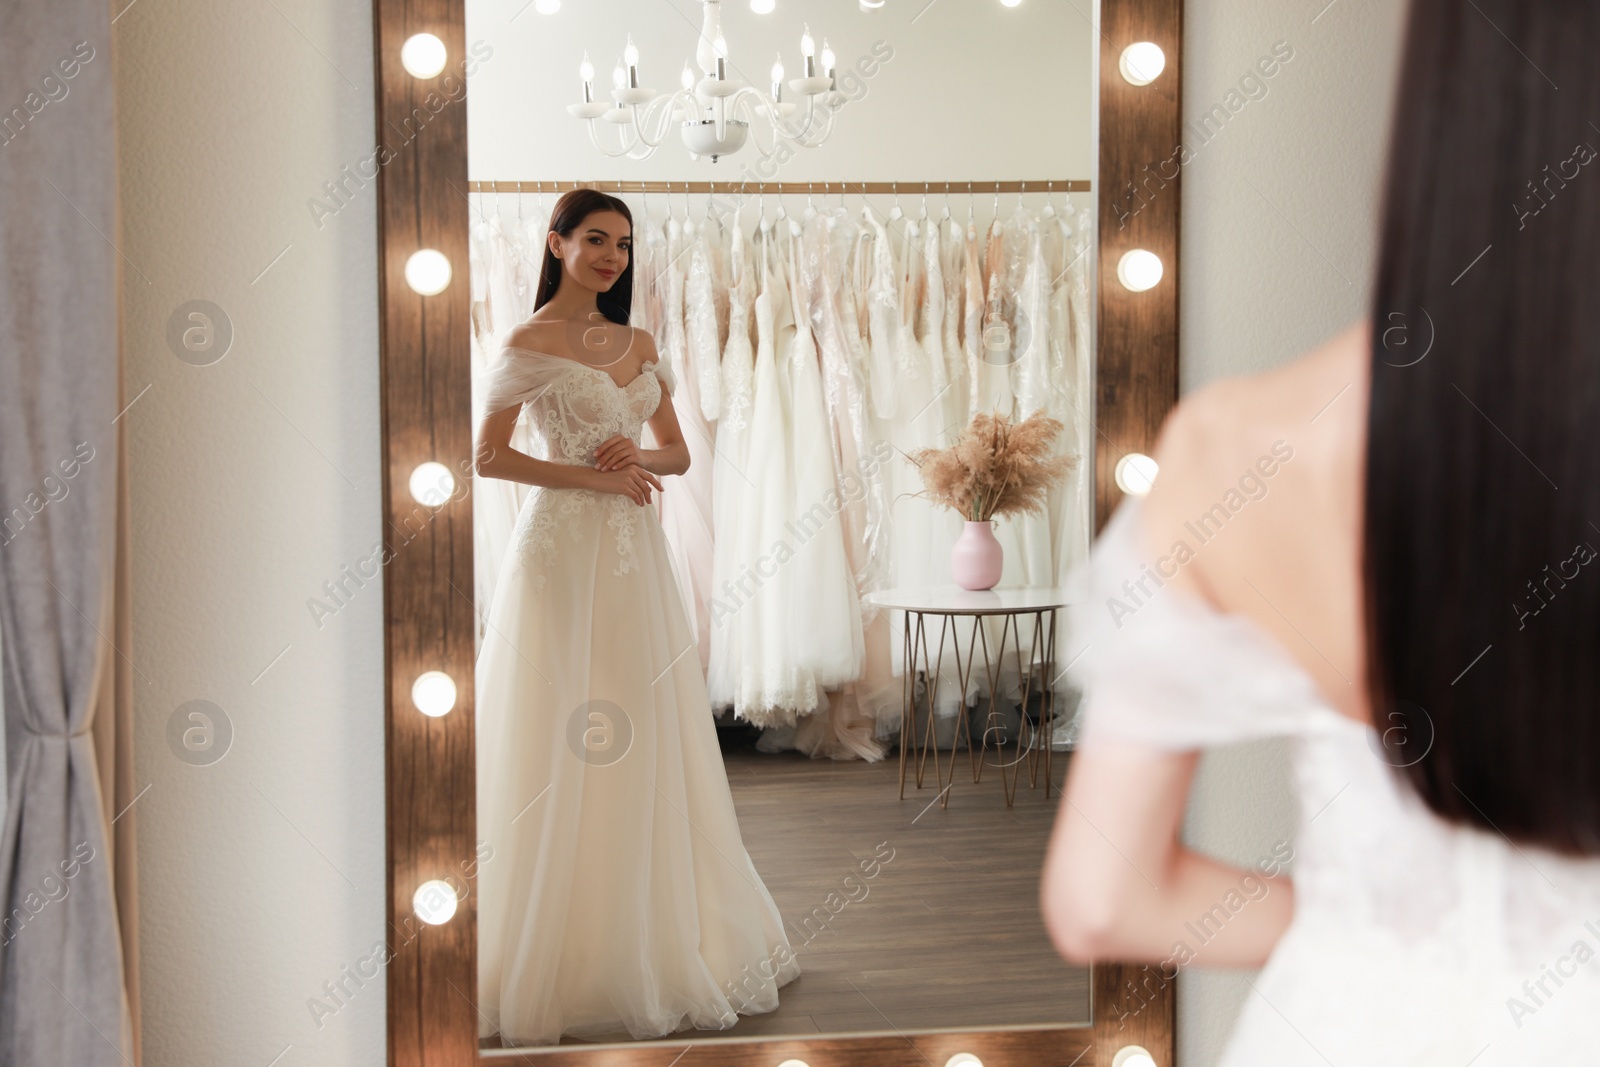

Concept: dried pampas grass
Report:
left=908, top=410, right=1080, bottom=522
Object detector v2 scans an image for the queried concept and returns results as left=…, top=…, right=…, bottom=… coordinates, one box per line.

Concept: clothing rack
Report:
left=467, top=179, right=1091, bottom=195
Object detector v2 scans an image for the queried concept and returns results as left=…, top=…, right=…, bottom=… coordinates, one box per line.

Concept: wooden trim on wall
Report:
left=373, top=0, right=1183, bottom=1063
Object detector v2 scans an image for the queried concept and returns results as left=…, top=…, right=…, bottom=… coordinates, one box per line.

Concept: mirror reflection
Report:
left=464, top=0, right=1097, bottom=1049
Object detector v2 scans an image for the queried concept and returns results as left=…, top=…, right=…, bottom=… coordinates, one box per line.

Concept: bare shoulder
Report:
left=504, top=320, right=560, bottom=353
left=1139, top=320, right=1370, bottom=598
left=627, top=325, right=660, bottom=361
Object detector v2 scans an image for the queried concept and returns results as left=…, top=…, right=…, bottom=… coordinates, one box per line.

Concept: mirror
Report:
left=461, top=0, right=1099, bottom=1053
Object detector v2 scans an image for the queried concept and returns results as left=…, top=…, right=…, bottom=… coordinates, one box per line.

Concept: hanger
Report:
left=888, top=180, right=903, bottom=222
left=804, top=181, right=817, bottom=222
left=967, top=180, right=974, bottom=225
left=1042, top=179, right=1055, bottom=218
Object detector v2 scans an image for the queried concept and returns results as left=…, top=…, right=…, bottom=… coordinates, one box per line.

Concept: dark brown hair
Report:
left=534, top=188, right=634, bottom=325
left=1366, top=0, right=1600, bottom=854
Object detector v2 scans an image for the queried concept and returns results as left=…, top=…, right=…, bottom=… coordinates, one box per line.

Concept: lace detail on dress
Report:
left=607, top=498, right=641, bottom=577
left=488, top=349, right=666, bottom=587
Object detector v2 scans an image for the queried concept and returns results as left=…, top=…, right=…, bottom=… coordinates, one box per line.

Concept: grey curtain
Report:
left=0, top=0, right=137, bottom=1063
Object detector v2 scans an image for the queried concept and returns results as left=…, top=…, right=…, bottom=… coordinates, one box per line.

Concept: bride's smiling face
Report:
left=549, top=209, right=631, bottom=293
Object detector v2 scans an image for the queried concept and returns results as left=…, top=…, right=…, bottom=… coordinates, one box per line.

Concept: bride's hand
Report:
left=591, top=463, right=663, bottom=506
left=594, top=435, right=645, bottom=472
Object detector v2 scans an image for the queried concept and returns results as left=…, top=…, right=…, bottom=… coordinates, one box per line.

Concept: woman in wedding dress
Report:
left=1044, top=2, right=1600, bottom=1061
left=472, top=189, right=799, bottom=1047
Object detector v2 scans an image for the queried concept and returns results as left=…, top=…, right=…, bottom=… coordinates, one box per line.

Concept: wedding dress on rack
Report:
left=707, top=224, right=757, bottom=715
left=658, top=216, right=721, bottom=674
left=776, top=215, right=865, bottom=703
left=716, top=216, right=803, bottom=722
left=474, top=341, right=798, bottom=1047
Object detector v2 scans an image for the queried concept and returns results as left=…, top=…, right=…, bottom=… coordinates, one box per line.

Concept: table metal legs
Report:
left=897, top=607, right=1061, bottom=809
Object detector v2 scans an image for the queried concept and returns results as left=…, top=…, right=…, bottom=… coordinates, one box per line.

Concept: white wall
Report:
left=117, top=1, right=386, bottom=1065
left=1174, top=0, right=1404, bottom=1063
left=112, top=0, right=1401, bottom=1065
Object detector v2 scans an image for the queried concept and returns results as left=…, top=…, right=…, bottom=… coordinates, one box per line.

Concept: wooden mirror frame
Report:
left=372, top=0, right=1182, bottom=1062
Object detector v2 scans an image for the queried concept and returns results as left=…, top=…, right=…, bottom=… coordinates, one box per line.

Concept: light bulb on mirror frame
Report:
left=412, top=670, right=458, bottom=718
left=403, top=249, right=452, bottom=295
left=412, top=879, right=459, bottom=925
left=1119, top=41, right=1166, bottom=86
left=1115, top=452, right=1159, bottom=496
left=408, top=461, right=454, bottom=507
left=1117, top=248, right=1164, bottom=292
left=944, top=1055, right=984, bottom=1067
left=399, top=33, right=447, bottom=79
left=751, top=0, right=775, bottom=11
left=534, top=0, right=559, bottom=11
left=1112, top=1046, right=1158, bottom=1067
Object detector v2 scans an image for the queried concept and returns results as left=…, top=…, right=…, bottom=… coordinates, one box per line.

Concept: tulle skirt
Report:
left=475, top=484, right=800, bottom=1046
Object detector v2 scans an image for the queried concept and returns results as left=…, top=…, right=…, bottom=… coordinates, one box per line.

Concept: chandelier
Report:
left=566, top=0, right=844, bottom=163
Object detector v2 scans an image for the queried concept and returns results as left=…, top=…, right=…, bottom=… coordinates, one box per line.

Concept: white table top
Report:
left=861, top=585, right=1070, bottom=615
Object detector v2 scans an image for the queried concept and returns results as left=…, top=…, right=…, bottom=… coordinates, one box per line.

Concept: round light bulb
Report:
left=579, top=52, right=594, bottom=81
left=751, top=0, right=775, bottom=11
left=945, top=1056, right=984, bottom=1067
left=776, top=1061, right=811, bottom=1067
left=413, top=879, right=459, bottom=925
left=624, top=35, right=639, bottom=67
left=412, top=670, right=458, bottom=718
left=1119, top=42, right=1166, bottom=86
left=1112, top=1047, right=1159, bottom=1067
left=1117, top=248, right=1164, bottom=292
left=1115, top=453, right=1159, bottom=496
left=400, top=34, right=447, bottom=79
left=1000, top=0, right=1022, bottom=6
left=801, top=26, right=815, bottom=57
left=404, top=249, right=452, bottom=295
left=408, top=461, right=455, bottom=507
left=534, top=0, right=559, bottom=11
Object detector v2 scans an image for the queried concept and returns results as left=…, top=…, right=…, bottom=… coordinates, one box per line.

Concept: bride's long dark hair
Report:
left=533, top=188, right=634, bottom=325
left=1366, top=0, right=1600, bottom=855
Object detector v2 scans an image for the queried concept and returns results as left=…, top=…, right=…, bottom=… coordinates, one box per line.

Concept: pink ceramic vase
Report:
left=951, top=520, right=1003, bottom=590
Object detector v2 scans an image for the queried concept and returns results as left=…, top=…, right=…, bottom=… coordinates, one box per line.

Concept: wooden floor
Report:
left=485, top=722, right=1090, bottom=1050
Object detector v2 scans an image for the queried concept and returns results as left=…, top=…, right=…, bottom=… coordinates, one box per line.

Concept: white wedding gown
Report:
left=473, top=343, right=800, bottom=1047
left=1067, top=494, right=1600, bottom=1066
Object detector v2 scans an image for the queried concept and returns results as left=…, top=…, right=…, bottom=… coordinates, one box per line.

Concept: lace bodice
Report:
left=1065, top=494, right=1600, bottom=983
left=478, top=345, right=677, bottom=590
left=482, top=346, right=667, bottom=465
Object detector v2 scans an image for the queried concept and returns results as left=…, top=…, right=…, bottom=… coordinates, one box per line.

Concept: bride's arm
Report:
left=634, top=330, right=690, bottom=478
left=1040, top=741, right=1295, bottom=969
left=474, top=405, right=597, bottom=491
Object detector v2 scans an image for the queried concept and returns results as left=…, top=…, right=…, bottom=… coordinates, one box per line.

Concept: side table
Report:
left=862, top=585, right=1070, bottom=808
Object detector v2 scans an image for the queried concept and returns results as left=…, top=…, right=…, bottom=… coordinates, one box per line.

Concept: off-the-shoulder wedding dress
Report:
left=473, top=343, right=799, bottom=1047
left=1066, top=495, right=1600, bottom=1066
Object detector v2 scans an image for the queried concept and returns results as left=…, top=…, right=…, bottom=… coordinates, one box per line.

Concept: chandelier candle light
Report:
left=909, top=412, right=1080, bottom=591
left=568, top=0, right=843, bottom=162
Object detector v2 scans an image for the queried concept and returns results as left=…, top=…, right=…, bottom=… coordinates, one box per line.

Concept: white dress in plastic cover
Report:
left=1066, top=493, right=1600, bottom=1066
left=473, top=342, right=800, bottom=1046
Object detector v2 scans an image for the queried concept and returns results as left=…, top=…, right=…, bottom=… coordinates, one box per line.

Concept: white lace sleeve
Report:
left=1063, top=495, right=1335, bottom=750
